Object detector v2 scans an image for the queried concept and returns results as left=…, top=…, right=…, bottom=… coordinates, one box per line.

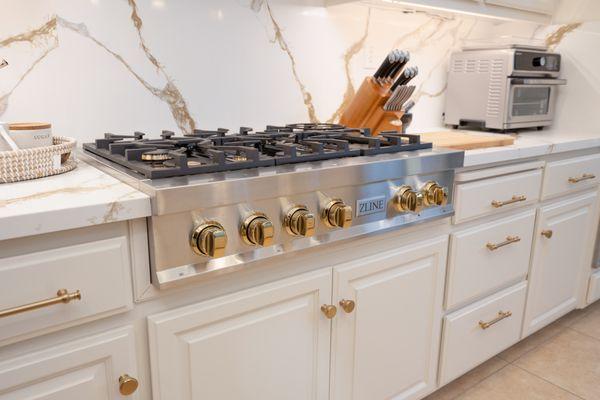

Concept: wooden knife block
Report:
left=339, top=77, right=403, bottom=135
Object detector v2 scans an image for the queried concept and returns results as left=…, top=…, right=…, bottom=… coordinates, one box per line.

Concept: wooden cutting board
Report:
left=420, top=130, right=515, bottom=150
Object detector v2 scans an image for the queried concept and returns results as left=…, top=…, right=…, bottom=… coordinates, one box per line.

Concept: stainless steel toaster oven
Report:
left=444, top=45, right=566, bottom=131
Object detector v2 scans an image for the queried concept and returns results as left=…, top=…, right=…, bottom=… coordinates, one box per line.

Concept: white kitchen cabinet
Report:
left=0, top=326, right=139, bottom=399
left=523, top=190, right=599, bottom=336
left=147, top=269, right=332, bottom=400
left=330, top=236, right=448, bottom=400
left=485, top=0, right=556, bottom=14
left=587, top=269, right=600, bottom=304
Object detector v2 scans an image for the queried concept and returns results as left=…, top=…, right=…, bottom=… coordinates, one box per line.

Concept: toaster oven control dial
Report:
left=191, top=221, right=228, bottom=258
left=285, top=206, right=316, bottom=237
left=241, top=212, right=275, bottom=247
left=394, top=185, right=424, bottom=213
left=323, top=199, right=352, bottom=229
left=421, top=181, right=448, bottom=207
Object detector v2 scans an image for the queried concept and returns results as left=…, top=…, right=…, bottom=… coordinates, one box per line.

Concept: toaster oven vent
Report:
left=486, top=59, right=505, bottom=118
left=451, top=59, right=491, bottom=73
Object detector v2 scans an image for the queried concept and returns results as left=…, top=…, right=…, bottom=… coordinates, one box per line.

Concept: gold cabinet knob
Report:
left=339, top=299, right=356, bottom=313
left=394, top=185, right=424, bottom=213
left=321, top=304, right=337, bottom=319
left=421, top=181, right=448, bottom=207
left=323, top=199, right=353, bottom=229
left=541, top=229, right=553, bottom=239
left=241, top=213, right=275, bottom=246
left=118, top=374, right=139, bottom=396
left=190, top=221, right=227, bottom=258
left=284, top=205, right=316, bottom=237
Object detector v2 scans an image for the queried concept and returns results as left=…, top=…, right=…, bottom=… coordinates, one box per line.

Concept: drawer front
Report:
left=0, top=237, right=133, bottom=345
left=587, top=269, right=600, bottom=304
left=439, top=282, right=527, bottom=385
left=543, top=154, right=600, bottom=199
left=454, top=169, right=542, bottom=224
left=446, top=211, right=535, bottom=310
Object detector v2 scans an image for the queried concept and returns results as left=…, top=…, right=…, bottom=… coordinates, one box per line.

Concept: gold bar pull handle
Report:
left=491, top=195, right=527, bottom=208
left=486, top=235, right=521, bottom=251
left=0, top=289, right=81, bottom=319
left=479, top=310, right=512, bottom=330
left=568, top=173, right=596, bottom=183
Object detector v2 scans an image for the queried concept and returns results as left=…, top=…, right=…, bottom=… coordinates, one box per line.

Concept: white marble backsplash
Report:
left=0, top=0, right=596, bottom=144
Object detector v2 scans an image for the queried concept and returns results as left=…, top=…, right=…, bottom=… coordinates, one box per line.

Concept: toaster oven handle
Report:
left=510, top=78, right=567, bottom=85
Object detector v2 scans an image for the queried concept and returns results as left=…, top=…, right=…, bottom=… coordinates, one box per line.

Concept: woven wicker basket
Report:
left=0, top=136, right=77, bottom=183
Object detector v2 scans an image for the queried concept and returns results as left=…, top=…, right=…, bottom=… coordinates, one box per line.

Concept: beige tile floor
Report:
left=425, top=301, right=600, bottom=400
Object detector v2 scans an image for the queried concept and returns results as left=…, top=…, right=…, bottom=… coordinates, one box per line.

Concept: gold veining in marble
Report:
left=0, top=182, right=121, bottom=208
left=545, top=23, right=582, bottom=50
left=326, top=7, right=372, bottom=124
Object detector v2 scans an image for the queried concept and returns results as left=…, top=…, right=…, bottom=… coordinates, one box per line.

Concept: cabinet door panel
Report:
left=148, top=270, right=331, bottom=400
left=523, top=191, right=599, bottom=336
left=331, top=236, right=448, bottom=400
left=0, top=327, right=138, bottom=399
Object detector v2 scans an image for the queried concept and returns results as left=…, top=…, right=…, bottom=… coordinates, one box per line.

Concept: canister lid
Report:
left=9, top=122, right=51, bottom=130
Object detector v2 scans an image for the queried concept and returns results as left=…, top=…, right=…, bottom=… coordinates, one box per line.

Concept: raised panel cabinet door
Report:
left=523, top=190, right=599, bottom=337
left=147, top=269, right=332, bottom=400
left=330, top=236, right=448, bottom=400
left=0, top=327, right=139, bottom=399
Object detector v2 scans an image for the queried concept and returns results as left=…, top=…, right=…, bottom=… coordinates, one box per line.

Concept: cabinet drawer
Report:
left=542, top=154, right=600, bottom=200
left=587, top=269, right=600, bottom=304
left=0, top=326, right=139, bottom=399
left=439, top=282, right=527, bottom=385
left=0, top=237, right=133, bottom=345
left=446, top=211, right=535, bottom=310
left=454, top=169, right=542, bottom=223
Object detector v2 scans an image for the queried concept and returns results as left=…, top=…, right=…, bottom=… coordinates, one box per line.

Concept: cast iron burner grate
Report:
left=83, top=124, right=432, bottom=179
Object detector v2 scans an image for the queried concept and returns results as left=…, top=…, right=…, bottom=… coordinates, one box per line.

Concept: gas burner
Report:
left=83, top=124, right=432, bottom=179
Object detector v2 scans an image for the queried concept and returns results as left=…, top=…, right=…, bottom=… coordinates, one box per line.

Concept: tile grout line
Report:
left=497, top=324, right=567, bottom=363
left=510, top=363, right=587, bottom=400
left=446, top=362, right=513, bottom=400
left=564, top=324, right=600, bottom=344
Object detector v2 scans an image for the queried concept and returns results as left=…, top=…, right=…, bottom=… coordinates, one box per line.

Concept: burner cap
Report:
left=141, top=149, right=173, bottom=161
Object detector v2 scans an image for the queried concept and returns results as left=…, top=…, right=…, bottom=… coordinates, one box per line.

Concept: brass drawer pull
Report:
left=0, top=289, right=81, bottom=319
left=541, top=229, right=553, bottom=239
left=568, top=173, right=596, bottom=183
left=486, top=235, right=521, bottom=251
left=479, top=310, right=512, bottom=330
left=321, top=304, right=337, bottom=319
left=339, top=299, right=356, bottom=313
left=491, top=195, right=526, bottom=208
left=119, top=374, right=139, bottom=395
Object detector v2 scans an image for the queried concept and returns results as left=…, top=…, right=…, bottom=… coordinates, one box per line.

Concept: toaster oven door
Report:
left=507, top=78, right=566, bottom=125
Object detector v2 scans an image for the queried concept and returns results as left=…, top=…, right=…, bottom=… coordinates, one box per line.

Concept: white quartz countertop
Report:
left=425, top=129, right=600, bottom=167
left=0, top=160, right=151, bottom=241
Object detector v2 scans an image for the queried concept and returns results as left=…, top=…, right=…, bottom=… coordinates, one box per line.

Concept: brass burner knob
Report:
left=394, top=185, right=424, bottom=213
left=285, top=205, right=316, bottom=237
left=241, top=213, right=275, bottom=246
left=323, top=199, right=353, bottom=229
left=118, top=374, right=139, bottom=396
left=191, top=221, right=227, bottom=258
left=421, top=181, right=448, bottom=207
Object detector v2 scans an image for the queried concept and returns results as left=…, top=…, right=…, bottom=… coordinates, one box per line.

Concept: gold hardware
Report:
left=568, top=173, right=596, bottom=183
left=118, top=374, right=139, bottom=396
left=321, top=304, right=337, bottom=319
left=322, top=199, right=352, bottom=229
left=284, top=205, right=316, bottom=237
left=486, top=235, right=521, bottom=251
left=479, top=310, right=512, bottom=330
left=339, top=299, right=356, bottom=313
left=191, top=221, right=227, bottom=258
left=491, top=195, right=526, bottom=208
left=541, top=229, right=553, bottom=239
left=421, top=181, right=448, bottom=207
left=394, top=185, right=424, bottom=213
left=241, top=212, right=274, bottom=246
left=0, top=289, right=81, bottom=319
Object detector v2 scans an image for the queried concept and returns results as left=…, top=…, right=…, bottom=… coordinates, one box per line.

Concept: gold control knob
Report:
left=394, top=185, right=424, bottom=213
left=241, top=212, right=275, bottom=246
left=118, top=374, right=139, bottom=396
left=323, top=199, right=353, bottom=229
left=339, top=299, right=356, bottom=313
left=321, top=304, right=337, bottom=319
left=285, top=205, right=316, bottom=237
left=191, top=221, right=227, bottom=258
left=421, top=181, right=448, bottom=207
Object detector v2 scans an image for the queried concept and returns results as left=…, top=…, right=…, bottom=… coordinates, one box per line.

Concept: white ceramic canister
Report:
left=0, top=122, right=53, bottom=151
